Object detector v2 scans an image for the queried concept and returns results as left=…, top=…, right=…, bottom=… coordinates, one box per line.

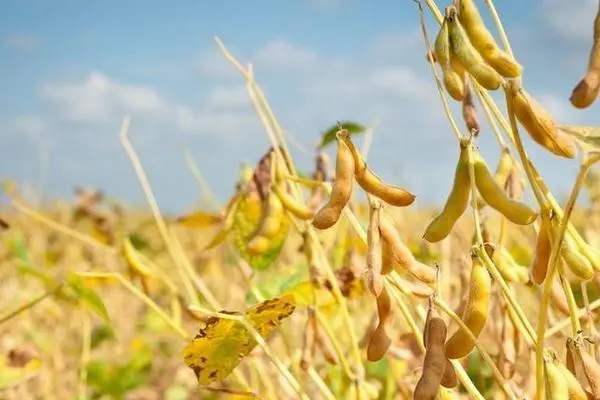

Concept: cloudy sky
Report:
left=2, top=0, right=600, bottom=213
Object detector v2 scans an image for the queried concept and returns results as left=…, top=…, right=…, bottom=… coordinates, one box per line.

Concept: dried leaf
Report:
left=175, top=210, right=222, bottom=228
left=183, top=297, right=296, bottom=385
left=558, top=125, right=600, bottom=151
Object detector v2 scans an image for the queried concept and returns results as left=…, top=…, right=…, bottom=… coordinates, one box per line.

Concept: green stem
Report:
left=0, top=284, right=63, bottom=325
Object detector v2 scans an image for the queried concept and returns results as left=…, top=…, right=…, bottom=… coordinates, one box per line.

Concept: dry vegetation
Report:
left=5, top=0, right=600, bottom=399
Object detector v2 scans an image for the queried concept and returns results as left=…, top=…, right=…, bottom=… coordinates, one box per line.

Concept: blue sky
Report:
left=2, top=0, right=600, bottom=213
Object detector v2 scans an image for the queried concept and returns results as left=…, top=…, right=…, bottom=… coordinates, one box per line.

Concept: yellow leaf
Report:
left=183, top=297, right=295, bottom=385
left=202, top=227, right=232, bottom=251
left=201, top=193, right=242, bottom=251
left=0, top=358, right=41, bottom=390
left=280, top=281, right=336, bottom=310
left=175, top=210, right=223, bottom=228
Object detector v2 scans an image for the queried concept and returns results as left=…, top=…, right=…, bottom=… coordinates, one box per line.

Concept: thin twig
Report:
left=0, top=284, right=63, bottom=325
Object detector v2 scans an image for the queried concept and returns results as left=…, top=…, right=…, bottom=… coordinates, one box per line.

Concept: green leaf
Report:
left=8, top=236, right=30, bottom=263
left=232, top=191, right=290, bottom=270
left=320, top=120, right=366, bottom=148
left=86, top=341, right=152, bottom=399
left=66, top=272, right=111, bottom=324
left=466, top=351, right=494, bottom=397
left=128, top=232, right=150, bottom=250
left=91, top=323, right=117, bottom=349
left=277, top=264, right=309, bottom=293
left=86, top=360, right=110, bottom=389
left=365, top=356, right=389, bottom=378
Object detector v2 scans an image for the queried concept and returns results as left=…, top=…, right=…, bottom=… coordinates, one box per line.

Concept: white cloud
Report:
left=197, top=48, right=240, bottom=78
left=41, top=71, right=164, bottom=122
left=370, top=29, right=424, bottom=60
left=174, top=105, right=258, bottom=137
left=368, top=67, right=434, bottom=101
left=542, top=0, right=598, bottom=41
left=207, top=85, right=249, bottom=108
left=198, top=39, right=323, bottom=77
left=536, top=94, right=573, bottom=124
left=310, top=0, right=342, bottom=9
left=254, top=39, right=319, bottom=72
left=5, top=34, right=38, bottom=50
left=37, top=70, right=261, bottom=141
left=11, top=115, right=46, bottom=135
left=302, top=64, right=434, bottom=108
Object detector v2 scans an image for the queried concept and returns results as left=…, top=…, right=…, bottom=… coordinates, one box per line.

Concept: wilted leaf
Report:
left=183, top=296, right=296, bottom=385
left=334, top=266, right=366, bottom=299
left=175, top=210, right=222, bottom=228
left=66, top=272, right=111, bottom=324
left=320, top=121, right=366, bottom=148
left=558, top=125, right=600, bottom=151
left=232, top=191, right=290, bottom=270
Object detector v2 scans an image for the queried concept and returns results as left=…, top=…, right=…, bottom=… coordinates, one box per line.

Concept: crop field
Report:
left=4, top=0, right=600, bottom=399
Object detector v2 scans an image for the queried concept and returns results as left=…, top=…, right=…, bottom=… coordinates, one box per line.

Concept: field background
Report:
left=5, top=1, right=600, bottom=400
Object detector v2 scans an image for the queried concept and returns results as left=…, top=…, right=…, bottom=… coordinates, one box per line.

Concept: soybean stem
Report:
left=0, top=284, right=63, bottom=325
left=534, top=152, right=600, bottom=400
left=415, top=0, right=463, bottom=141
left=435, top=298, right=516, bottom=399
left=559, top=274, right=581, bottom=336
left=216, top=38, right=365, bottom=381
left=545, top=296, right=600, bottom=338
left=483, top=0, right=515, bottom=56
